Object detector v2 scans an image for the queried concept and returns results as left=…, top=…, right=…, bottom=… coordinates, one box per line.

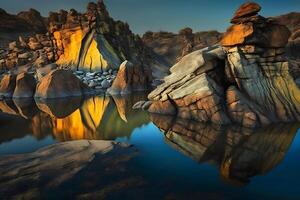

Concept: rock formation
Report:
left=0, top=1, right=152, bottom=71
left=107, top=60, right=152, bottom=95
left=13, top=72, right=36, bottom=98
left=136, top=2, right=300, bottom=128
left=0, top=74, right=16, bottom=97
left=35, top=69, right=90, bottom=99
left=0, top=1, right=156, bottom=96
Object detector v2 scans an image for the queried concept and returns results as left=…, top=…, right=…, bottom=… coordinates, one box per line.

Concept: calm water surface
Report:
left=0, top=95, right=299, bottom=199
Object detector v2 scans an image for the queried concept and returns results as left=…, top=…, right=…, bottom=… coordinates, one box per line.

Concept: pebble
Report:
left=73, top=69, right=115, bottom=90
left=101, top=80, right=111, bottom=88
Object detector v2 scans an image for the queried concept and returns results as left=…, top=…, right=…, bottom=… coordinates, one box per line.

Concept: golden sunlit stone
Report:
left=221, top=23, right=254, bottom=47
left=55, top=28, right=120, bottom=71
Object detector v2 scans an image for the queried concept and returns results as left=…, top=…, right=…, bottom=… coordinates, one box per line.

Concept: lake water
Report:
left=0, top=95, right=299, bottom=199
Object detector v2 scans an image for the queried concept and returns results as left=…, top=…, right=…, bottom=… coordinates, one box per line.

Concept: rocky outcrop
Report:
left=0, top=74, right=16, bottom=97
left=13, top=72, right=36, bottom=98
left=35, top=69, right=90, bottom=99
left=107, top=60, right=152, bottom=95
left=142, top=29, right=222, bottom=68
left=0, top=0, right=154, bottom=82
left=136, top=2, right=300, bottom=128
left=140, top=45, right=231, bottom=125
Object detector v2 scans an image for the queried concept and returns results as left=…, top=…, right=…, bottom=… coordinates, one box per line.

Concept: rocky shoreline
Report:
left=134, top=2, right=300, bottom=128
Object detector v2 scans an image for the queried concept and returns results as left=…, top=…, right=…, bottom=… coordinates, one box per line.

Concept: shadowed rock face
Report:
left=150, top=114, right=299, bottom=185
left=135, top=2, right=300, bottom=128
left=0, top=140, right=138, bottom=199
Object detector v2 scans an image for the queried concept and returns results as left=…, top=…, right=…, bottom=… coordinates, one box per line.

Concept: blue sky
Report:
left=1, top=0, right=299, bottom=34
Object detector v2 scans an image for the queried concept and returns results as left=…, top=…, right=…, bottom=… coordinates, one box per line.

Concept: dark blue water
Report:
left=0, top=95, right=299, bottom=199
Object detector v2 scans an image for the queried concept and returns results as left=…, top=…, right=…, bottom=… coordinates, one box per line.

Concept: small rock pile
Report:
left=73, top=69, right=117, bottom=90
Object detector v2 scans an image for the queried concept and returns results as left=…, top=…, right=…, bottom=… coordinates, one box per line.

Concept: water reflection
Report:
left=0, top=96, right=299, bottom=187
left=150, top=114, right=300, bottom=185
left=0, top=94, right=150, bottom=144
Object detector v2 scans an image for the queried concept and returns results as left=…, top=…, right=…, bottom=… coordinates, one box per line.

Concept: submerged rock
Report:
left=0, top=140, right=137, bottom=199
left=35, top=69, right=90, bottom=99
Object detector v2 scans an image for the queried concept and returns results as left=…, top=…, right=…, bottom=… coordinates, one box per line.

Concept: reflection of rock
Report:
left=151, top=114, right=299, bottom=185
left=35, top=69, right=90, bottom=99
left=49, top=96, right=111, bottom=141
left=0, top=112, right=33, bottom=144
left=112, top=94, right=147, bottom=122
left=0, top=94, right=150, bottom=142
left=31, top=95, right=149, bottom=141
left=220, top=124, right=299, bottom=185
left=99, top=95, right=149, bottom=140
left=13, top=98, right=38, bottom=119
left=35, top=97, right=82, bottom=118
left=0, top=140, right=137, bottom=199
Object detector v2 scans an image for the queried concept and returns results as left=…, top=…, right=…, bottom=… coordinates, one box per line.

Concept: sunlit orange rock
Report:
left=54, top=28, right=120, bottom=71
left=220, top=23, right=254, bottom=47
left=231, top=2, right=261, bottom=24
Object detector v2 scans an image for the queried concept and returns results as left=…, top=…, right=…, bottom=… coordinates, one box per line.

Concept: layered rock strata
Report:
left=136, top=2, right=300, bottom=128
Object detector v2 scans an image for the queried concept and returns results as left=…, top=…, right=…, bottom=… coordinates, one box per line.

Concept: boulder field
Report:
left=0, top=0, right=157, bottom=77
left=134, top=2, right=300, bottom=128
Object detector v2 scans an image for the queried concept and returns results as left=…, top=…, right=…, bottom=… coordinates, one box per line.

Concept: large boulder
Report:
left=35, top=69, right=89, bottom=99
left=36, top=63, right=58, bottom=80
left=0, top=74, right=16, bottom=98
left=13, top=72, right=36, bottom=98
left=107, top=60, right=152, bottom=95
left=144, top=45, right=230, bottom=125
